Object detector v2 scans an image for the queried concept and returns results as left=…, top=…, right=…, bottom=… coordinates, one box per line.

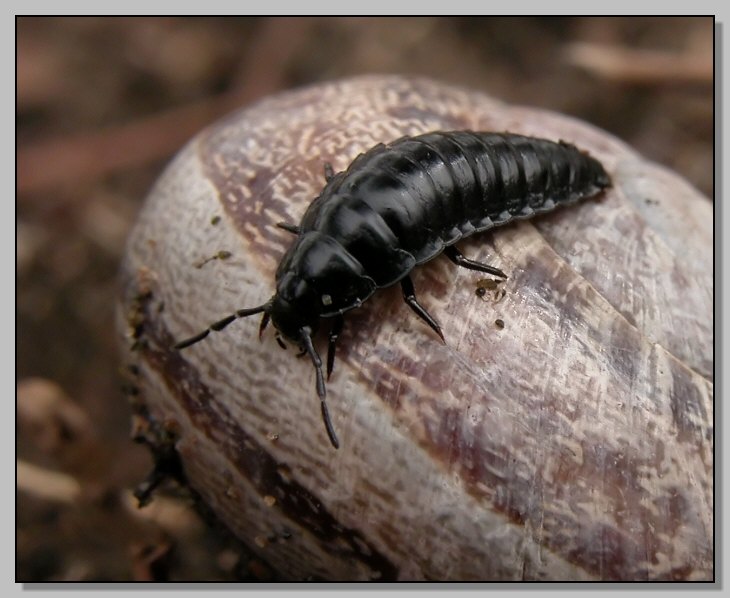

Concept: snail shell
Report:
left=118, top=76, right=713, bottom=581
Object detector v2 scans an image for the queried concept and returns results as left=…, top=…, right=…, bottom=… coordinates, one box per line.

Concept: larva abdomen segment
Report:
left=298, top=131, right=610, bottom=288
left=340, top=131, right=610, bottom=265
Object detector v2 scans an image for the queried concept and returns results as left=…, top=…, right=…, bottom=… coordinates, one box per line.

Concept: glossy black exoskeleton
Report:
left=175, top=131, right=611, bottom=448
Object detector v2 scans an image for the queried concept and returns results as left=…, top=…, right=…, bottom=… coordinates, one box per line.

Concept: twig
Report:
left=17, top=458, right=203, bottom=535
left=564, top=42, right=713, bottom=86
left=17, top=17, right=314, bottom=195
left=17, top=459, right=82, bottom=504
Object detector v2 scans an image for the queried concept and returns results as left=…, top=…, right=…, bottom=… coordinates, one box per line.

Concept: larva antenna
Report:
left=174, top=303, right=270, bottom=350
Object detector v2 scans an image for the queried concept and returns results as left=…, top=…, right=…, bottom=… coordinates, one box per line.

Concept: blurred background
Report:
left=16, top=16, right=713, bottom=581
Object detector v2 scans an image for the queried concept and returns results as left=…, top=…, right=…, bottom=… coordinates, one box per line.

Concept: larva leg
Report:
left=300, top=327, right=340, bottom=449
left=276, top=222, right=301, bottom=235
left=444, top=246, right=507, bottom=279
left=324, top=162, right=335, bottom=182
left=258, top=311, right=270, bottom=338
left=400, top=276, right=445, bottom=343
left=326, top=314, right=344, bottom=380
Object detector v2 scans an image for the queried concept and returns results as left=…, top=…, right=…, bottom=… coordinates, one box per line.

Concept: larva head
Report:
left=268, top=275, right=321, bottom=342
left=271, top=231, right=376, bottom=342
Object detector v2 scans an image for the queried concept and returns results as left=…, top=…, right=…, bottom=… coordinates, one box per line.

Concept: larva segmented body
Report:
left=176, top=131, right=611, bottom=448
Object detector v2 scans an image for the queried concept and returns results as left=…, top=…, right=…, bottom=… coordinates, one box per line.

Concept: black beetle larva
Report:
left=174, top=131, right=611, bottom=448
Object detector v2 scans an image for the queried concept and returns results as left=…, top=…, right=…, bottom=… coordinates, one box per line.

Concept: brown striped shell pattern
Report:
left=118, top=76, right=713, bottom=581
